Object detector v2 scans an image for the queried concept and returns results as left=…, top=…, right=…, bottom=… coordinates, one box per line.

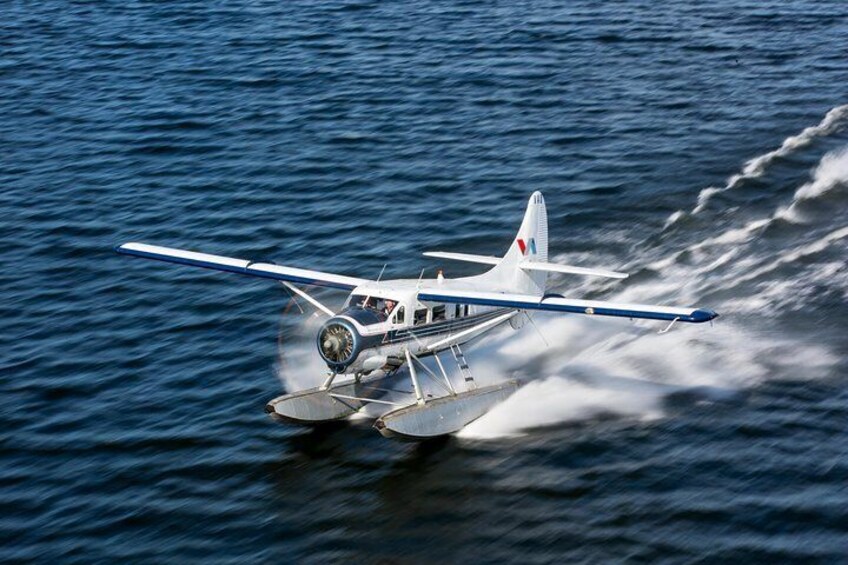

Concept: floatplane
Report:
left=116, top=192, right=717, bottom=439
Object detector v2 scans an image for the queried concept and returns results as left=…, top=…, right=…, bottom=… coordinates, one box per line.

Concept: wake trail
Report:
left=664, top=104, right=848, bottom=228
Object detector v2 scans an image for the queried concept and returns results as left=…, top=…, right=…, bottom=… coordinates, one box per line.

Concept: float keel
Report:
left=374, top=380, right=520, bottom=440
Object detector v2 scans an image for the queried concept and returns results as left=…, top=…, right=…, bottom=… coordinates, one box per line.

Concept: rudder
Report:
left=483, top=191, right=548, bottom=295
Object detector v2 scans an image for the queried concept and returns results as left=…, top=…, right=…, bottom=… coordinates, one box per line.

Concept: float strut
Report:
left=658, top=317, right=680, bottom=335
left=405, top=349, right=426, bottom=406
left=433, top=352, right=456, bottom=395
left=320, top=371, right=337, bottom=391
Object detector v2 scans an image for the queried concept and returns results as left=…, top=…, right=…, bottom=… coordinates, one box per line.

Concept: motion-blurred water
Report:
left=2, top=1, right=847, bottom=562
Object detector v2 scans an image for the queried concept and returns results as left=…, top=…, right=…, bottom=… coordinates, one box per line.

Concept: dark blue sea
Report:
left=3, top=0, right=848, bottom=562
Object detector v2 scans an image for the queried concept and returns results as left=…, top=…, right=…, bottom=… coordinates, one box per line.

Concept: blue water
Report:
left=3, top=0, right=848, bottom=562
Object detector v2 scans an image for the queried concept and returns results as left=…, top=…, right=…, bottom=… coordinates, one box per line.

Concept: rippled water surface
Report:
left=3, top=0, right=848, bottom=562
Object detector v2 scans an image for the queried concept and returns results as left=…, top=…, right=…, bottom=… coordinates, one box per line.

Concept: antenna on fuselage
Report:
left=362, top=263, right=389, bottom=308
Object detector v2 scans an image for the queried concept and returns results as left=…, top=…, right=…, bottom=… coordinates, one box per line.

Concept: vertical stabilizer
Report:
left=482, top=191, right=548, bottom=295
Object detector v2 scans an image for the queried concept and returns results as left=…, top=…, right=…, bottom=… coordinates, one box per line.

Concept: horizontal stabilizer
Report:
left=422, top=251, right=500, bottom=265
left=116, top=242, right=368, bottom=290
left=425, top=251, right=627, bottom=279
left=520, top=261, right=628, bottom=279
left=417, top=289, right=718, bottom=324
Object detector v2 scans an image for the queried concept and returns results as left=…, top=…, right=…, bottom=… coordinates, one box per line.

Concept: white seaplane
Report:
left=116, top=192, right=717, bottom=440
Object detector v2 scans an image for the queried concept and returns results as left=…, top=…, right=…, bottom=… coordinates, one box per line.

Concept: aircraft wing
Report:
left=417, top=288, right=718, bottom=323
left=116, top=242, right=369, bottom=290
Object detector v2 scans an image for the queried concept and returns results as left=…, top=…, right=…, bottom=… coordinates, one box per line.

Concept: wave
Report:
left=665, top=104, right=848, bottom=227
left=646, top=146, right=848, bottom=298
left=777, top=145, right=848, bottom=222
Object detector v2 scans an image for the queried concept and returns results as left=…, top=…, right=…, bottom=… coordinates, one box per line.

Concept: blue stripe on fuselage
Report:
left=360, top=308, right=511, bottom=348
left=417, top=293, right=717, bottom=323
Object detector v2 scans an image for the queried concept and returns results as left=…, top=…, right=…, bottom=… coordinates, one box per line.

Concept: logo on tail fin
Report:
left=516, top=238, right=536, bottom=256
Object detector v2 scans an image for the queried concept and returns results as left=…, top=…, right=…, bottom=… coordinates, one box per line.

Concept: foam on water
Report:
left=777, top=145, right=848, bottom=222
left=664, top=104, right=848, bottom=227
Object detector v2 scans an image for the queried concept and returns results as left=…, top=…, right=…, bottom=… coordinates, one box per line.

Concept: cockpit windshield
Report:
left=344, top=295, right=400, bottom=325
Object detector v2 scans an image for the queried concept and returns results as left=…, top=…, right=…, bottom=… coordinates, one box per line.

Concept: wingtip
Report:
left=692, top=309, right=719, bottom=323
left=114, top=242, right=140, bottom=254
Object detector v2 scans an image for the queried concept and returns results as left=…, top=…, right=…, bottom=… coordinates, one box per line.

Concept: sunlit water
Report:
left=3, top=1, right=847, bottom=562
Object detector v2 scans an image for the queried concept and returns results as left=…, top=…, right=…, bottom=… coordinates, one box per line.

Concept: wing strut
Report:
left=281, top=282, right=334, bottom=317
left=426, top=311, right=518, bottom=352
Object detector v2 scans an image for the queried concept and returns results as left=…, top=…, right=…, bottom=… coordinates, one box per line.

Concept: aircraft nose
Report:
left=317, top=318, right=359, bottom=370
left=323, top=336, right=340, bottom=354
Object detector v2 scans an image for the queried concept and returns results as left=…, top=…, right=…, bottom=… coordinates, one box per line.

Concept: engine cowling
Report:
left=316, top=318, right=360, bottom=372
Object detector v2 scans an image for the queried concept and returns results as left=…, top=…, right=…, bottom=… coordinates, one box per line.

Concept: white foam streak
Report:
left=777, top=146, right=848, bottom=222
left=724, top=226, right=848, bottom=291
left=459, top=377, right=664, bottom=439
left=459, top=315, right=786, bottom=439
left=667, top=104, right=848, bottom=223
left=646, top=147, right=848, bottom=306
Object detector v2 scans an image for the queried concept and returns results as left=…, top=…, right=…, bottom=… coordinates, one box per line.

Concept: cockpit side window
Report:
left=393, top=306, right=405, bottom=324
left=432, top=305, right=446, bottom=322
left=414, top=308, right=427, bottom=326
left=344, top=294, right=401, bottom=325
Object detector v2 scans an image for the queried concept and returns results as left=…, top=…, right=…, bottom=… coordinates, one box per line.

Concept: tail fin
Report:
left=483, top=191, right=548, bottom=296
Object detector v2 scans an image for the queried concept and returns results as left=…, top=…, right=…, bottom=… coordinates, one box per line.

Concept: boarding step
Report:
left=450, top=344, right=476, bottom=390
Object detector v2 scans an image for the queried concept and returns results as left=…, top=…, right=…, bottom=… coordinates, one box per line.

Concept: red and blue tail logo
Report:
left=516, top=238, right=537, bottom=256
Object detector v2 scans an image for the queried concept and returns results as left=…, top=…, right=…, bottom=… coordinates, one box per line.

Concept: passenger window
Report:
left=454, top=304, right=461, bottom=318
left=414, top=309, right=428, bottom=326
left=394, top=306, right=405, bottom=324
left=464, top=305, right=470, bottom=317
left=432, top=305, right=446, bottom=321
